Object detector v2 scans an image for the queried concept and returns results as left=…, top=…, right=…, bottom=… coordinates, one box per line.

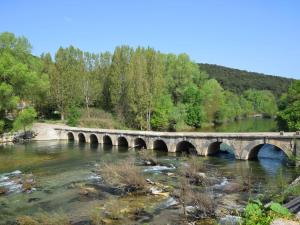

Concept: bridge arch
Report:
left=176, top=141, right=197, bottom=154
left=67, top=132, right=75, bottom=141
left=247, top=143, right=289, bottom=160
left=103, top=135, right=112, bottom=145
left=207, top=141, right=222, bottom=155
left=134, top=138, right=147, bottom=149
left=78, top=133, right=86, bottom=142
left=117, top=136, right=128, bottom=147
left=206, top=141, right=235, bottom=156
left=90, top=134, right=98, bottom=144
left=153, top=139, right=168, bottom=151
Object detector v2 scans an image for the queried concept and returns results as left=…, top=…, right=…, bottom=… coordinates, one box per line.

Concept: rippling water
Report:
left=0, top=140, right=298, bottom=224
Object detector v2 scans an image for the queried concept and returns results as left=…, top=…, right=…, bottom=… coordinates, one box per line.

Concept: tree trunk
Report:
left=61, top=112, right=65, bottom=121
left=86, top=96, right=90, bottom=118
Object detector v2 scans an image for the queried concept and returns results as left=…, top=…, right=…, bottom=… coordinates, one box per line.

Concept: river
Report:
left=0, top=136, right=298, bottom=224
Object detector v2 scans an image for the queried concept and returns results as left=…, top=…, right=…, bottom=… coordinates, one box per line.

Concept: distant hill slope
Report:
left=198, top=63, right=294, bottom=99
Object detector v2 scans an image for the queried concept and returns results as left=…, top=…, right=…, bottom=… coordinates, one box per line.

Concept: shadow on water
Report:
left=90, top=142, right=99, bottom=151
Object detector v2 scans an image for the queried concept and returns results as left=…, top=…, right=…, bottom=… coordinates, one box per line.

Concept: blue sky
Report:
left=1, top=0, right=299, bottom=78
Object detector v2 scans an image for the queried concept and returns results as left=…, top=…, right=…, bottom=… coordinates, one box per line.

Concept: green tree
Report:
left=13, top=107, right=37, bottom=132
left=66, top=106, right=81, bottom=127
left=165, top=53, right=206, bottom=104
left=0, top=32, right=49, bottom=125
left=277, top=81, right=300, bottom=131
left=51, top=46, right=83, bottom=120
left=200, top=79, right=224, bottom=122
left=82, top=52, right=102, bottom=117
left=182, top=84, right=205, bottom=128
left=244, top=89, right=278, bottom=117
left=151, top=94, right=174, bottom=130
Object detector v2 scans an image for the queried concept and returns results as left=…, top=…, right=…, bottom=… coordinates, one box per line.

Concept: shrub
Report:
left=100, top=159, right=147, bottom=192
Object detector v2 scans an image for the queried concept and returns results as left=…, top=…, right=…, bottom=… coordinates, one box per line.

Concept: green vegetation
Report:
left=199, top=63, right=294, bottom=99
left=242, top=200, right=293, bottom=225
left=277, top=80, right=300, bottom=131
left=0, top=32, right=293, bottom=133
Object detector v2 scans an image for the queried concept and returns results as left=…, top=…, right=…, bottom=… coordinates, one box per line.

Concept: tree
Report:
left=151, top=94, right=173, bottom=130
left=165, top=53, right=206, bottom=104
left=200, top=79, right=224, bottom=122
left=0, top=32, right=48, bottom=125
left=277, top=81, right=300, bottom=131
left=51, top=46, right=83, bottom=120
left=243, top=89, right=278, bottom=117
left=82, top=52, right=102, bottom=117
left=182, top=84, right=205, bottom=128
left=13, top=107, right=37, bottom=132
left=66, top=105, right=81, bottom=127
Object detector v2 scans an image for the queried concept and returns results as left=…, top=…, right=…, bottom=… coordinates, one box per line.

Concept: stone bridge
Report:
left=55, top=127, right=300, bottom=160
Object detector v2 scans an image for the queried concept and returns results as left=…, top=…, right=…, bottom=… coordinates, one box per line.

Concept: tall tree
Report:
left=51, top=46, right=83, bottom=120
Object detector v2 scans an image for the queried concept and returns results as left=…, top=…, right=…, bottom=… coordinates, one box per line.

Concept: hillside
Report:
left=198, top=63, right=294, bottom=99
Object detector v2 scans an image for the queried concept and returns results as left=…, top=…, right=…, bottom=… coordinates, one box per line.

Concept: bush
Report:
left=100, top=159, right=147, bottom=192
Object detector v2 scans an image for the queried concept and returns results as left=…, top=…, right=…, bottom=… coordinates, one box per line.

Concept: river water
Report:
left=0, top=137, right=298, bottom=224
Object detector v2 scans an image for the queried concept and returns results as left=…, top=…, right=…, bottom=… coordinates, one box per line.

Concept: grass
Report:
left=100, top=158, right=147, bottom=192
left=79, top=108, right=127, bottom=129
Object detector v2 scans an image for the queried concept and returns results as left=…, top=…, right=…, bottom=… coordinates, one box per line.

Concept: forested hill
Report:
left=198, top=63, right=294, bottom=99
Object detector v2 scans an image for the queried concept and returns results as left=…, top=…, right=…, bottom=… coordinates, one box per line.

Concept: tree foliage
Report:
left=199, top=63, right=293, bottom=99
left=0, top=32, right=286, bottom=132
left=13, top=107, right=37, bottom=131
left=277, top=81, right=300, bottom=131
